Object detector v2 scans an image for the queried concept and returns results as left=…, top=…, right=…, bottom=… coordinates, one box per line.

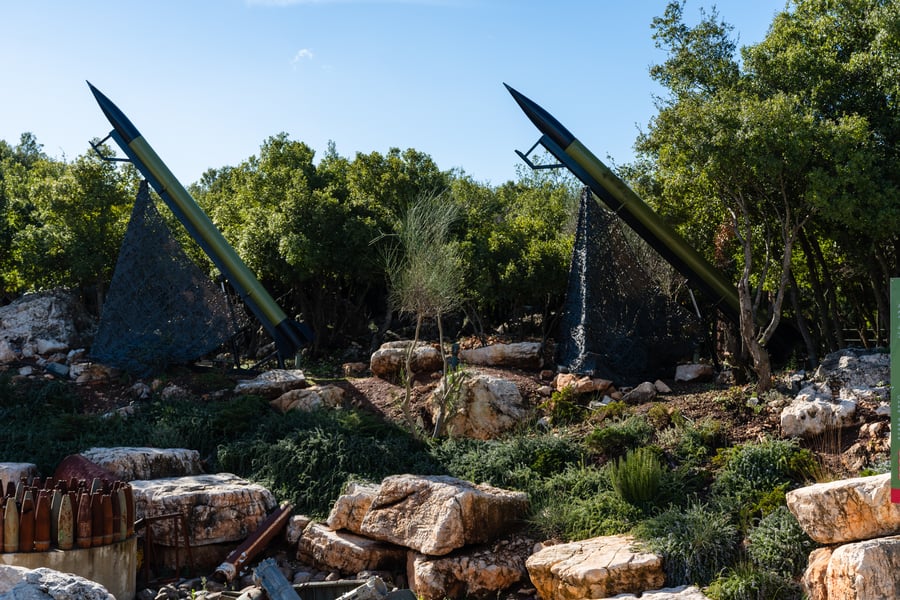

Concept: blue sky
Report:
left=2, top=0, right=786, bottom=187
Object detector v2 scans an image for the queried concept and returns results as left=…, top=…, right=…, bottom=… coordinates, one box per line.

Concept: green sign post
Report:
left=892, top=278, right=900, bottom=502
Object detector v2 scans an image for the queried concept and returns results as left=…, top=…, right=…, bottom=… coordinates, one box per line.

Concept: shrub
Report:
left=431, top=433, right=584, bottom=491
left=540, top=386, right=584, bottom=425
left=712, top=438, right=816, bottom=507
left=633, top=502, right=739, bottom=586
left=658, top=418, right=727, bottom=469
left=706, top=562, right=803, bottom=600
left=747, top=506, right=816, bottom=577
left=531, top=490, right=642, bottom=541
left=585, top=415, right=654, bottom=458
left=607, top=447, right=662, bottom=511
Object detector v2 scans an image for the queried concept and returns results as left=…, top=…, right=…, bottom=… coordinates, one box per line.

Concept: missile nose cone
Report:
left=87, top=82, right=141, bottom=144
left=504, top=83, right=575, bottom=150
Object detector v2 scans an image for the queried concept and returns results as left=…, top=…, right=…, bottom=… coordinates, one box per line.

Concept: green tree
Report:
left=636, top=1, right=898, bottom=387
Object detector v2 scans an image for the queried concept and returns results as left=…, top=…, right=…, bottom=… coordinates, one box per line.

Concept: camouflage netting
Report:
left=91, top=181, right=244, bottom=376
left=556, top=187, right=701, bottom=385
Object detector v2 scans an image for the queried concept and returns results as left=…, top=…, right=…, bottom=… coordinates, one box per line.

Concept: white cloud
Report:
left=292, top=48, right=315, bottom=63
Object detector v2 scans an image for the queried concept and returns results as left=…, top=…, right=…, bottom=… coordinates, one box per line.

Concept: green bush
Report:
left=747, top=506, right=816, bottom=577
left=658, top=418, right=727, bottom=469
left=712, top=438, right=816, bottom=508
left=607, top=447, right=662, bottom=511
left=531, top=490, right=642, bottom=541
left=540, top=386, right=584, bottom=425
left=706, top=562, right=803, bottom=600
left=432, top=433, right=583, bottom=490
left=634, top=502, right=740, bottom=586
left=585, top=415, right=654, bottom=458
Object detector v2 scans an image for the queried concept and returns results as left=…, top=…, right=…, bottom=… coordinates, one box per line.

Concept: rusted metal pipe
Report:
left=212, top=502, right=294, bottom=582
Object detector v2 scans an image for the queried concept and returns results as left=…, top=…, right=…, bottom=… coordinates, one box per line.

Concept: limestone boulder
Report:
left=407, top=535, right=533, bottom=600
left=131, top=473, right=277, bottom=546
left=813, top=348, right=890, bottom=402
left=79, top=447, right=203, bottom=481
left=327, top=481, right=380, bottom=533
left=369, top=342, right=442, bottom=379
left=802, top=547, right=834, bottom=600
left=780, top=382, right=857, bottom=438
left=822, top=536, right=900, bottom=600
left=554, top=373, right=613, bottom=395
left=270, top=384, right=346, bottom=413
left=674, top=364, right=714, bottom=383
left=233, top=369, right=307, bottom=398
left=458, top=342, right=543, bottom=370
left=0, top=566, right=113, bottom=600
left=525, top=535, right=664, bottom=600
left=297, top=522, right=406, bottom=575
left=786, top=473, right=900, bottom=544
left=425, top=372, right=526, bottom=440
left=359, top=474, right=529, bottom=556
left=0, top=290, right=81, bottom=359
left=608, top=586, right=710, bottom=599
left=0, top=463, right=38, bottom=487
left=286, top=514, right=313, bottom=546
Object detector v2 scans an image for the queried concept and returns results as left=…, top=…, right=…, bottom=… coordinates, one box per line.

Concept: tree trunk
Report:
left=798, top=230, right=833, bottom=350
left=402, top=314, right=423, bottom=438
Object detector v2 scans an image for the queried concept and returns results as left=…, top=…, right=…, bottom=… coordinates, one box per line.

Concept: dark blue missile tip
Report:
left=87, top=81, right=141, bottom=145
left=504, top=83, right=575, bottom=150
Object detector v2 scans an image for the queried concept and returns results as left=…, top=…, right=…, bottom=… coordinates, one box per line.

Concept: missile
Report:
left=505, top=83, right=741, bottom=324
left=88, top=82, right=312, bottom=362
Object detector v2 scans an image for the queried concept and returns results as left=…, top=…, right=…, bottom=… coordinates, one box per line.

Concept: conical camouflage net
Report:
left=556, top=187, right=701, bottom=385
left=91, top=180, right=245, bottom=376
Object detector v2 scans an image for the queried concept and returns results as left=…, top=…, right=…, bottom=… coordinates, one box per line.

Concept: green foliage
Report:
left=634, top=502, right=740, bottom=587
left=540, top=386, right=584, bottom=426
left=591, top=399, right=628, bottom=422
left=533, top=490, right=642, bottom=541
left=607, top=447, right=663, bottom=511
left=706, top=562, right=803, bottom=600
left=585, top=415, right=654, bottom=459
left=657, top=417, right=727, bottom=469
left=712, top=438, right=816, bottom=507
left=432, top=433, right=584, bottom=491
left=747, top=506, right=816, bottom=577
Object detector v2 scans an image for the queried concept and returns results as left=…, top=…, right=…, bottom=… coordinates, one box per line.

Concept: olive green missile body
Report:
left=505, top=84, right=741, bottom=324
left=88, top=82, right=311, bottom=362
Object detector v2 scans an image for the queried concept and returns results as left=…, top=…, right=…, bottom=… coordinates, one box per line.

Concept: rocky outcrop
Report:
left=424, top=372, right=527, bottom=440
left=297, top=523, right=407, bottom=574
left=823, top=536, right=900, bottom=599
left=359, top=475, right=529, bottom=556
left=458, top=342, right=543, bottom=370
left=780, top=383, right=857, bottom=438
left=786, top=473, right=900, bottom=545
left=525, top=535, right=665, bottom=599
left=270, top=384, right=346, bottom=413
left=326, top=482, right=379, bottom=533
left=131, top=473, right=277, bottom=546
left=407, top=535, right=532, bottom=600
left=78, top=447, right=203, bottom=481
left=0, top=290, right=81, bottom=361
left=233, top=369, right=308, bottom=398
left=790, top=473, right=900, bottom=599
left=0, top=565, right=113, bottom=600
left=370, top=342, right=443, bottom=379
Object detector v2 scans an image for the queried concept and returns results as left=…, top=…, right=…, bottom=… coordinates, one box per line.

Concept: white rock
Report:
left=780, top=397, right=856, bottom=438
